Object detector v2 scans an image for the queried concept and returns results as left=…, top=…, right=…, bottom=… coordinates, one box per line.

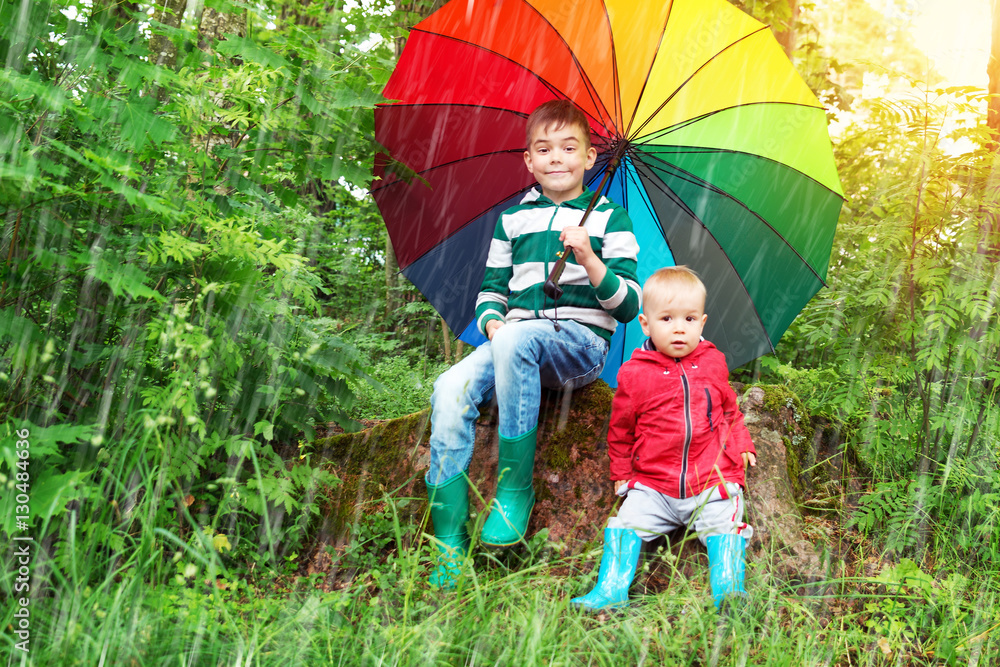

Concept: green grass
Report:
left=3, top=440, right=999, bottom=666
left=6, top=513, right=1000, bottom=666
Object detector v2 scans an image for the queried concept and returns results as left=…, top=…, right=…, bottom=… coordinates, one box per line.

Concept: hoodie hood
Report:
left=631, top=338, right=717, bottom=368
left=519, top=186, right=598, bottom=210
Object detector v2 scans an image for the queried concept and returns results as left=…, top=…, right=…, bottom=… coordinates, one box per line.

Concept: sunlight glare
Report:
left=913, top=0, right=990, bottom=87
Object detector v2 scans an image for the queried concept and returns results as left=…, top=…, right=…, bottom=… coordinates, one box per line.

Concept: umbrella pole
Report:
left=543, top=143, right=627, bottom=301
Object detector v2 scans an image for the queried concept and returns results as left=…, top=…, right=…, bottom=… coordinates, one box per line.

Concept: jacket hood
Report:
left=630, top=338, right=718, bottom=368
left=519, top=186, right=597, bottom=210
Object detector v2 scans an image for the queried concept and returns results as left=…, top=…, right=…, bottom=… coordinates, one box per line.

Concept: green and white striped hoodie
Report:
left=475, top=187, right=641, bottom=341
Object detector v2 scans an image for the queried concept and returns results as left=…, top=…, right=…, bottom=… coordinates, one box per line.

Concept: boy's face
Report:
left=523, top=121, right=597, bottom=204
left=638, top=287, right=707, bottom=359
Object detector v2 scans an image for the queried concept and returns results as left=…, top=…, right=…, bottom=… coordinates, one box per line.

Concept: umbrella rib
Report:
left=623, top=155, right=683, bottom=255
left=626, top=157, right=668, bottom=243
left=396, top=182, right=536, bottom=270
left=634, top=148, right=829, bottom=288
left=605, top=151, right=687, bottom=262
left=637, top=101, right=823, bottom=142
left=633, top=141, right=846, bottom=201
left=407, top=27, right=615, bottom=134
left=370, top=146, right=526, bottom=195
left=631, top=103, right=845, bottom=200
left=628, top=25, right=771, bottom=141
left=631, top=162, right=777, bottom=357
left=596, top=0, right=623, bottom=132
left=618, top=154, right=667, bottom=241
left=376, top=102, right=528, bottom=116
left=622, top=0, right=675, bottom=139
left=371, top=103, right=531, bottom=196
left=635, top=149, right=733, bottom=200
left=506, top=2, right=618, bottom=133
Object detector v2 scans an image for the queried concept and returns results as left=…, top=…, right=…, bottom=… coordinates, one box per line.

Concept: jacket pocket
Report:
left=704, top=388, right=716, bottom=440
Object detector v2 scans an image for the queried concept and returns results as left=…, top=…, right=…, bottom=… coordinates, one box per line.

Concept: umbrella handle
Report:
left=543, top=260, right=566, bottom=300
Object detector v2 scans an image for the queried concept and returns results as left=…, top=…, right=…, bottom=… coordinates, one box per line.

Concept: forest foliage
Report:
left=779, top=84, right=1000, bottom=556
left=0, top=0, right=412, bottom=563
left=0, top=0, right=999, bottom=663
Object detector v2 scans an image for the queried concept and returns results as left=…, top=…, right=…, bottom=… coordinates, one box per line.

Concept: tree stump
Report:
left=307, top=380, right=859, bottom=588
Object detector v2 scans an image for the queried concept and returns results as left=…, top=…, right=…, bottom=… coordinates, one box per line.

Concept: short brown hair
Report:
left=642, top=266, right=706, bottom=310
left=525, top=99, right=591, bottom=149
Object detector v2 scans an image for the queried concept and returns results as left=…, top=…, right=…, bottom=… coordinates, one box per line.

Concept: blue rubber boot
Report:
left=570, top=528, right=643, bottom=611
left=425, top=472, right=470, bottom=589
left=706, top=534, right=748, bottom=611
left=480, top=428, right=537, bottom=547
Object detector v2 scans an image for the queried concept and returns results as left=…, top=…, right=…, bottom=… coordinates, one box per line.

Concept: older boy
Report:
left=425, top=99, right=641, bottom=588
left=571, top=266, right=757, bottom=611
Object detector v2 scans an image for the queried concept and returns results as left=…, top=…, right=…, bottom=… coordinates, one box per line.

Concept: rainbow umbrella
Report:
left=372, top=0, right=843, bottom=383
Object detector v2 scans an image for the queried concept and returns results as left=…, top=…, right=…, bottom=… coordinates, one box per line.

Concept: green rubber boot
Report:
left=480, top=428, right=537, bottom=547
left=425, top=472, right=470, bottom=589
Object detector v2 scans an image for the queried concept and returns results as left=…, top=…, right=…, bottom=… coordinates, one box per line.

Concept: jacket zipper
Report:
left=677, top=359, right=692, bottom=499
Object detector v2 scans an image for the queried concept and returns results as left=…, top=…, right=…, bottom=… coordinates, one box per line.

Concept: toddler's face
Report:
left=639, top=288, right=707, bottom=359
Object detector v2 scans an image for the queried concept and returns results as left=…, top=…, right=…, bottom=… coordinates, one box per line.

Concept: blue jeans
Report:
left=427, top=319, right=609, bottom=484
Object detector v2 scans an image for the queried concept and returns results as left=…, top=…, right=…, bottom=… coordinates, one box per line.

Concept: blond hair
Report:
left=525, top=99, right=591, bottom=150
left=642, top=266, right=706, bottom=310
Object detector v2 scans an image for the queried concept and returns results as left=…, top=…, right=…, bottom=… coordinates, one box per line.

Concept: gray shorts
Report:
left=608, top=481, right=753, bottom=545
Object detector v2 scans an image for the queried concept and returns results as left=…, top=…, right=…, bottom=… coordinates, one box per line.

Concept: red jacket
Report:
left=608, top=340, right=755, bottom=499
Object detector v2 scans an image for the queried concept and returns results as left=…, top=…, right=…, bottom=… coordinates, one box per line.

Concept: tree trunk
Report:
left=441, top=316, right=452, bottom=364
left=278, top=0, right=321, bottom=29
left=982, top=2, right=1000, bottom=259
left=773, top=0, right=798, bottom=58
left=384, top=237, right=400, bottom=319
left=197, top=6, right=247, bottom=53
left=148, top=0, right=188, bottom=69
left=384, top=14, right=407, bottom=320
left=989, top=0, right=1000, bottom=143
left=193, top=6, right=247, bottom=170
left=92, top=0, right=139, bottom=33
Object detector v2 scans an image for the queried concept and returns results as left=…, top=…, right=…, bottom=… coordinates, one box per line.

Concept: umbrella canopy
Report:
left=372, top=0, right=844, bottom=384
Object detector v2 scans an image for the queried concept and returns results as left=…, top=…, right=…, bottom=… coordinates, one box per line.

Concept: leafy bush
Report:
left=349, top=353, right=446, bottom=421
left=0, top=0, right=398, bottom=581
left=766, top=85, right=1000, bottom=557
